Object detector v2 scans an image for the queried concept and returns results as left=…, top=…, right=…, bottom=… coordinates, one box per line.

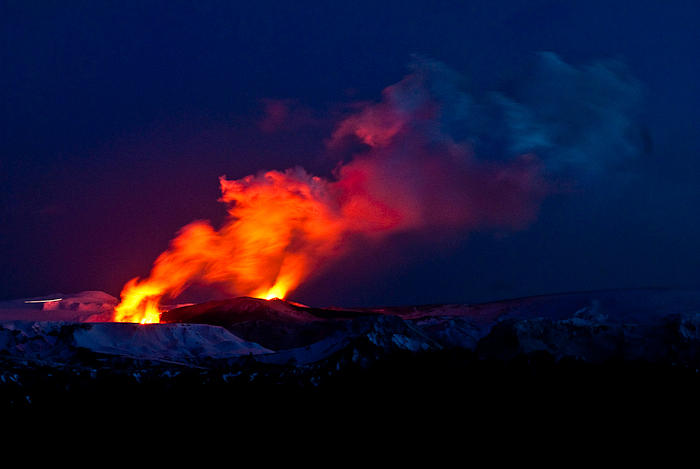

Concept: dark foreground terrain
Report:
left=2, top=344, right=698, bottom=422
left=2, top=288, right=700, bottom=421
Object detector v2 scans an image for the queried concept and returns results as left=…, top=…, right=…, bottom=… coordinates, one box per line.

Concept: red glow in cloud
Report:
left=114, top=63, right=549, bottom=323
left=258, top=98, right=322, bottom=133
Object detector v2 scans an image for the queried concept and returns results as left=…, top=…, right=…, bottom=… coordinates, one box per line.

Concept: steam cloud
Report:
left=114, top=53, right=644, bottom=322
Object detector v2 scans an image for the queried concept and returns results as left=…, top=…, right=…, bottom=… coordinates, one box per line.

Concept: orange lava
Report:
left=113, top=170, right=352, bottom=323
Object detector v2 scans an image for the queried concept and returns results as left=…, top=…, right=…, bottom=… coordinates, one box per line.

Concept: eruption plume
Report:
left=114, top=53, right=642, bottom=323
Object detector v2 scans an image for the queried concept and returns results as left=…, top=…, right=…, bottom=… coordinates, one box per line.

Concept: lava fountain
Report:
left=113, top=169, right=353, bottom=323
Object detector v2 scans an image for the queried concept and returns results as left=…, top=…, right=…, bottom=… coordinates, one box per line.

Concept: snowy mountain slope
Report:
left=162, top=287, right=700, bottom=366
left=477, top=309, right=700, bottom=363
left=257, top=314, right=442, bottom=366
left=0, top=320, right=271, bottom=364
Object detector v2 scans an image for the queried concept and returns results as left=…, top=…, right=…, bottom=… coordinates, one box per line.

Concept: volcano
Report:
left=160, top=296, right=358, bottom=349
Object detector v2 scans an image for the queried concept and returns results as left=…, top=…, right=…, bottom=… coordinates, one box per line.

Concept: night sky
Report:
left=2, top=0, right=699, bottom=307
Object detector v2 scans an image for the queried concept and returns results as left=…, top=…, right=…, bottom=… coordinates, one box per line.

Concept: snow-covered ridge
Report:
left=0, top=320, right=271, bottom=364
left=1, top=288, right=699, bottom=367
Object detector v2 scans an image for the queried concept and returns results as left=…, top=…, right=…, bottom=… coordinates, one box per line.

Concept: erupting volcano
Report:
left=114, top=170, right=350, bottom=323
left=114, top=158, right=544, bottom=324
left=112, top=53, right=642, bottom=324
left=6, top=1, right=700, bottom=419
left=113, top=60, right=552, bottom=324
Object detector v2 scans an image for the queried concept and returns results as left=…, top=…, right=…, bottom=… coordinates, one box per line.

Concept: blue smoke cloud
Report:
left=401, top=52, right=644, bottom=179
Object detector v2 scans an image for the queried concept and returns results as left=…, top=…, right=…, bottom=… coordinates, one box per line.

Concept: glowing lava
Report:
left=113, top=279, right=163, bottom=324
left=113, top=170, right=352, bottom=323
left=256, top=282, right=289, bottom=301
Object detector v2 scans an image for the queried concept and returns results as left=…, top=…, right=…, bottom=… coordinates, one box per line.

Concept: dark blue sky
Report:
left=2, top=0, right=699, bottom=306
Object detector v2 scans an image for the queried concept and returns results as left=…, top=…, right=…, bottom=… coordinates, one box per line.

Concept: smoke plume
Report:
left=114, top=53, right=643, bottom=323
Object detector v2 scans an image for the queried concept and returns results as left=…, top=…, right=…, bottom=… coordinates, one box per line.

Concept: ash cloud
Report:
left=327, top=52, right=644, bottom=240
left=490, top=52, right=644, bottom=176
left=333, top=52, right=644, bottom=180
left=258, top=98, right=324, bottom=133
